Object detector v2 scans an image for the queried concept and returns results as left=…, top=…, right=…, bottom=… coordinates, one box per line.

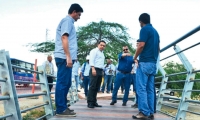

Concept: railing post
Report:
left=37, top=66, right=54, bottom=119
left=0, top=50, right=22, bottom=120
left=174, top=45, right=196, bottom=120
left=156, top=63, right=169, bottom=111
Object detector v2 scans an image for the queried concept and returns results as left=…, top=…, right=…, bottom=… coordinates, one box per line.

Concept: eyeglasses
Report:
left=123, top=49, right=128, bottom=51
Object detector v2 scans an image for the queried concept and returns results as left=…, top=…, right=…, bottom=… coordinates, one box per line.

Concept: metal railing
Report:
left=0, top=50, right=79, bottom=120
left=156, top=25, right=200, bottom=120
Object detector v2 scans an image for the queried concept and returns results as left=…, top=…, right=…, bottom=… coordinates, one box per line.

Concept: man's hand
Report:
left=92, top=68, right=97, bottom=76
left=134, top=59, right=138, bottom=67
left=81, top=76, right=84, bottom=80
left=66, top=57, right=73, bottom=67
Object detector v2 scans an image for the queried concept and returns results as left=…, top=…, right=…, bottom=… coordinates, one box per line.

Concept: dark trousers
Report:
left=83, top=76, right=90, bottom=96
left=87, top=68, right=103, bottom=104
left=47, top=76, right=53, bottom=92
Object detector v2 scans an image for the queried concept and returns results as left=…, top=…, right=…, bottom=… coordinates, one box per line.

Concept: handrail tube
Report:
left=155, top=82, right=161, bottom=85
left=21, top=103, right=48, bottom=113
left=157, top=110, right=175, bottom=118
left=36, top=114, right=51, bottom=120
left=190, top=79, right=200, bottom=83
left=161, top=103, right=178, bottom=109
left=164, top=80, right=186, bottom=83
left=12, top=65, right=42, bottom=74
left=166, top=71, right=188, bottom=77
left=183, top=110, right=200, bottom=116
left=192, top=69, right=200, bottom=73
left=48, top=83, right=56, bottom=85
left=0, top=96, right=10, bottom=100
left=50, top=92, right=55, bottom=95
left=0, top=62, right=4, bottom=66
left=187, top=90, right=200, bottom=92
left=161, top=96, right=181, bottom=101
left=14, top=80, right=44, bottom=85
left=185, top=100, right=200, bottom=104
left=0, top=114, right=13, bottom=119
left=160, top=25, right=200, bottom=52
left=18, top=93, right=47, bottom=98
left=155, top=76, right=163, bottom=79
left=162, top=89, right=183, bottom=91
left=160, top=42, right=200, bottom=61
left=0, top=79, right=6, bottom=82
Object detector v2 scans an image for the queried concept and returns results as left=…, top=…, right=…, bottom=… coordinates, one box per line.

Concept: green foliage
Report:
left=27, top=20, right=135, bottom=65
left=22, top=108, right=46, bottom=120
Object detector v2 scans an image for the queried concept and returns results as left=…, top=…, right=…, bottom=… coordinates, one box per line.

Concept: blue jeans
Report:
left=136, top=62, right=156, bottom=116
left=55, top=58, right=72, bottom=114
left=132, top=74, right=138, bottom=104
left=83, top=76, right=90, bottom=96
left=101, top=75, right=113, bottom=92
left=112, top=72, right=131, bottom=103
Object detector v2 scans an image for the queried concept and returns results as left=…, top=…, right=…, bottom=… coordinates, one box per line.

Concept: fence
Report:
left=0, top=50, right=79, bottom=120
left=155, top=25, right=200, bottom=120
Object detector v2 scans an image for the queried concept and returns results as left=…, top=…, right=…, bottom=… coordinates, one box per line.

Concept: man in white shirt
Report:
left=101, top=59, right=115, bottom=93
left=87, top=40, right=106, bottom=108
left=80, top=55, right=90, bottom=98
left=43, top=55, right=54, bottom=92
left=72, top=59, right=80, bottom=92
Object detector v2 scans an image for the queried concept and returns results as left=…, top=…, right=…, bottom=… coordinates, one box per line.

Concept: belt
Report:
left=119, top=71, right=131, bottom=74
left=94, top=67, right=103, bottom=71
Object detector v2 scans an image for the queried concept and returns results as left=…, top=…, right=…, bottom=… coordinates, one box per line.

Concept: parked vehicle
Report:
left=156, top=88, right=174, bottom=96
left=11, top=58, right=34, bottom=87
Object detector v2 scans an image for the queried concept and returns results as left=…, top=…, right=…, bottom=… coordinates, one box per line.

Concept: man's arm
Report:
left=89, top=49, right=97, bottom=76
left=61, top=34, right=73, bottom=67
left=134, top=42, right=145, bottom=60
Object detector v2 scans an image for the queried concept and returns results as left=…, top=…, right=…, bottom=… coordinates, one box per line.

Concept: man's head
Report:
left=122, top=46, right=129, bottom=53
left=97, top=40, right=106, bottom=51
left=107, top=59, right=112, bottom=64
left=139, top=13, right=150, bottom=28
left=68, top=3, right=83, bottom=21
left=47, top=55, right=52, bottom=62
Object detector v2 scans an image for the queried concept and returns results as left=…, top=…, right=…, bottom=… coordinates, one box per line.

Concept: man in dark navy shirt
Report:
left=132, top=13, right=160, bottom=120
left=110, top=46, right=133, bottom=106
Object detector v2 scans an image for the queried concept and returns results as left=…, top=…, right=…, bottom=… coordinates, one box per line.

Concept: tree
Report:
left=27, top=20, right=135, bottom=64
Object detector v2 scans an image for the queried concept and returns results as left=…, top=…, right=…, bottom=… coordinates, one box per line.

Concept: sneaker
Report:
left=149, top=114, right=154, bottom=119
left=110, top=100, right=117, bottom=105
left=56, top=109, right=76, bottom=117
left=122, top=102, right=126, bottom=106
left=131, top=103, right=138, bottom=108
left=132, top=112, right=150, bottom=120
left=67, top=108, right=74, bottom=112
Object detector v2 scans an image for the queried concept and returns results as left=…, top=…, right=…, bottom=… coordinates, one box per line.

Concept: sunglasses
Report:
left=123, top=49, right=128, bottom=51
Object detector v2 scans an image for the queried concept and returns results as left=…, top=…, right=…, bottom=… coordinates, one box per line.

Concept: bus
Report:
left=10, top=58, right=35, bottom=87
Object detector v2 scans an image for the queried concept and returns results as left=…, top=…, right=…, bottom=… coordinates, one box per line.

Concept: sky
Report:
left=0, top=0, right=200, bottom=71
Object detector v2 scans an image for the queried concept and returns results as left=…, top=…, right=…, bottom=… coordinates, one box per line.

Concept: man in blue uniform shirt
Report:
left=132, top=13, right=160, bottom=120
left=110, top=46, right=134, bottom=106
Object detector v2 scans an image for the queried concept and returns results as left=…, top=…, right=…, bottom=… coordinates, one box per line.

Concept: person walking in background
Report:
left=110, top=46, right=133, bottom=106
left=132, top=13, right=160, bottom=120
left=87, top=40, right=106, bottom=108
left=72, top=58, right=81, bottom=92
left=43, top=55, right=54, bottom=95
left=101, top=59, right=115, bottom=93
left=54, top=3, right=83, bottom=117
left=80, top=55, right=91, bottom=99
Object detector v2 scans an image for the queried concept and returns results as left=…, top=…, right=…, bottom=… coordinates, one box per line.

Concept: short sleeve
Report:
left=118, top=53, right=122, bottom=59
left=61, top=19, right=72, bottom=36
left=139, top=28, right=148, bottom=42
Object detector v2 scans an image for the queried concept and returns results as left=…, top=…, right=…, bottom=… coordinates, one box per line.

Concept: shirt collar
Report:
left=96, top=47, right=103, bottom=52
left=66, top=15, right=75, bottom=23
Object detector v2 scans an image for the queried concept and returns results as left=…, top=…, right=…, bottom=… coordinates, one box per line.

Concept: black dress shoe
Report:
left=87, top=104, right=94, bottom=108
left=110, top=100, right=117, bottom=105
left=94, top=103, right=102, bottom=107
left=122, top=102, right=126, bottom=106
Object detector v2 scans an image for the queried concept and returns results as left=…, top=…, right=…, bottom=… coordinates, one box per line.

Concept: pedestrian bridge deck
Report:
left=50, top=99, right=171, bottom=120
